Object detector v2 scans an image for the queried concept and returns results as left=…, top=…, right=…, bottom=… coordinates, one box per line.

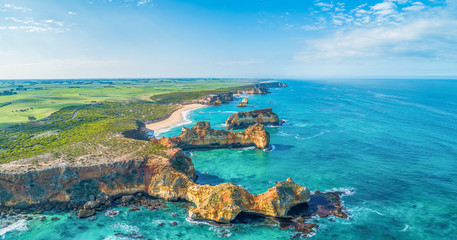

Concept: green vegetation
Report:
left=150, top=85, right=253, bottom=104
left=0, top=101, right=176, bottom=163
left=0, top=78, right=259, bottom=165
left=0, top=79, right=253, bottom=128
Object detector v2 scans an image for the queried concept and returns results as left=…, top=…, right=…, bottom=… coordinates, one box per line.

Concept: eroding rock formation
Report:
left=238, top=98, right=248, bottom=107
left=152, top=121, right=270, bottom=149
left=226, top=108, right=280, bottom=130
left=186, top=178, right=310, bottom=223
left=195, top=92, right=233, bottom=106
left=0, top=149, right=315, bottom=224
left=240, top=87, right=270, bottom=95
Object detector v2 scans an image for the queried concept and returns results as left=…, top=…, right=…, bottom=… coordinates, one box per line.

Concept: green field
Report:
left=0, top=79, right=254, bottom=129
left=0, top=79, right=258, bottom=165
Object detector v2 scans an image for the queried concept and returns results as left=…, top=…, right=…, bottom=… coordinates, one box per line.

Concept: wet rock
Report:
left=128, top=207, right=140, bottom=212
left=169, top=221, right=178, bottom=226
left=121, top=195, right=134, bottom=204
left=51, top=217, right=60, bottom=221
left=84, top=201, right=99, bottom=209
left=77, top=209, right=95, bottom=218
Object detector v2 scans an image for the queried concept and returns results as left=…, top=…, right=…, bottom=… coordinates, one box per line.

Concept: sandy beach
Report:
left=146, top=104, right=206, bottom=136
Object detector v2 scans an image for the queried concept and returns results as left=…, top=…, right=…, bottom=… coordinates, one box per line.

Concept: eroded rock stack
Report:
left=238, top=98, right=248, bottom=107
left=226, top=108, right=280, bottom=130
left=152, top=121, right=270, bottom=149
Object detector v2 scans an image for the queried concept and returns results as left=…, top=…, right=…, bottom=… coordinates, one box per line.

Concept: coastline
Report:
left=145, top=103, right=206, bottom=137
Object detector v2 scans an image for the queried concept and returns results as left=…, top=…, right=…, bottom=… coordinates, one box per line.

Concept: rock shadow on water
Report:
left=195, top=171, right=226, bottom=186
left=271, top=144, right=294, bottom=151
left=216, top=191, right=350, bottom=238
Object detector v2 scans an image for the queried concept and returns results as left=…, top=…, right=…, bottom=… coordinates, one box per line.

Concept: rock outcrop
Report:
left=0, top=149, right=312, bottom=224
left=240, top=87, right=270, bottom=95
left=226, top=108, right=280, bottom=130
left=195, top=92, right=233, bottom=106
left=238, top=98, right=248, bottom=107
left=186, top=178, right=310, bottom=223
left=152, top=121, right=270, bottom=149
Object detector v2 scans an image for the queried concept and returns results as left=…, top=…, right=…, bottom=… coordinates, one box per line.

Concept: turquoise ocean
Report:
left=2, top=79, right=457, bottom=239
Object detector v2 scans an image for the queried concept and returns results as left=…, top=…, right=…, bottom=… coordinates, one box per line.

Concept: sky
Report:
left=0, top=0, right=456, bottom=79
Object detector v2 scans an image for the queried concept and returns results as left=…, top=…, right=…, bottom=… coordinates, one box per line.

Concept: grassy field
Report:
left=0, top=79, right=254, bottom=128
left=0, top=78, right=259, bottom=165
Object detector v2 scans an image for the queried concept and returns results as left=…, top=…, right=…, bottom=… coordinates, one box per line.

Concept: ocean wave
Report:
left=0, top=219, right=28, bottom=238
left=295, top=130, right=330, bottom=140
left=221, top=111, right=238, bottom=114
left=368, top=91, right=404, bottom=99
left=401, top=224, right=409, bottom=232
left=322, top=187, right=356, bottom=197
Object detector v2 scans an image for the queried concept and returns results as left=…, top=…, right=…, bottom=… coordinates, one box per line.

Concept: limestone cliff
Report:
left=226, top=108, right=280, bottom=130
left=238, top=98, right=248, bottom=107
left=195, top=92, right=233, bottom=106
left=0, top=149, right=196, bottom=210
left=152, top=121, right=270, bottom=149
left=0, top=148, right=312, bottom=224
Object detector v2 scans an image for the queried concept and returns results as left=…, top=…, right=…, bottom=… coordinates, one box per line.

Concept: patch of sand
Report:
left=146, top=104, right=206, bottom=135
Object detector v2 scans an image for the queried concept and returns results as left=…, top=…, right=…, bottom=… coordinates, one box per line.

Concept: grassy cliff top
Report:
left=0, top=79, right=259, bottom=166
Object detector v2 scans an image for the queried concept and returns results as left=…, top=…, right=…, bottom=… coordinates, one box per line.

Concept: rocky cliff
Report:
left=0, top=149, right=313, bottom=224
left=254, top=82, right=288, bottom=88
left=238, top=98, right=248, bottom=107
left=152, top=121, right=270, bottom=149
left=226, top=108, right=280, bottom=130
left=195, top=92, right=233, bottom=106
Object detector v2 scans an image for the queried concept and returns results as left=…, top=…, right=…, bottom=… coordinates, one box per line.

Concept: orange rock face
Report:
left=238, top=98, right=248, bottom=107
left=226, top=108, right=280, bottom=130
left=152, top=121, right=270, bottom=149
left=185, top=178, right=310, bottom=223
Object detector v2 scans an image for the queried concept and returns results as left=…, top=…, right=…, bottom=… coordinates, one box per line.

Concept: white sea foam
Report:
left=296, top=130, right=330, bottom=140
left=0, top=219, right=28, bottom=238
left=111, top=222, right=139, bottom=233
left=321, top=187, right=356, bottom=197
left=401, top=224, right=409, bottom=231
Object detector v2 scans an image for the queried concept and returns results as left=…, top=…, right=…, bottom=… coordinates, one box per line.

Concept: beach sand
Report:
left=146, top=104, right=206, bottom=135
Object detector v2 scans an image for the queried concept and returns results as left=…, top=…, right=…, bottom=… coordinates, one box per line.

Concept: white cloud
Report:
left=403, top=2, right=426, bottom=11
left=137, top=0, right=154, bottom=6
left=1, top=17, right=68, bottom=32
left=295, top=3, right=457, bottom=61
left=68, top=11, right=77, bottom=15
left=1, top=4, right=31, bottom=12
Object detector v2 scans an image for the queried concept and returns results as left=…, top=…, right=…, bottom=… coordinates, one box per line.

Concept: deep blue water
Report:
left=2, top=79, right=457, bottom=239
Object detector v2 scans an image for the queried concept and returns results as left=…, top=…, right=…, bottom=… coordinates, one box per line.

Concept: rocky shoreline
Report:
left=0, top=81, right=350, bottom=237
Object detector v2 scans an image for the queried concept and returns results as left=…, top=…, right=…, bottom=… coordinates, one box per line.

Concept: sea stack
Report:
left=226, top=108, right=280, bottom=130
left=152, top=121, right=270, bottom=149
left=238, top=98, right=248, bottom=107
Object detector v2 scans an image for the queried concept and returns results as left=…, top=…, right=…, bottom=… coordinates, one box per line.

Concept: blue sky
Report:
left=0, top=0, right=456, bottom=79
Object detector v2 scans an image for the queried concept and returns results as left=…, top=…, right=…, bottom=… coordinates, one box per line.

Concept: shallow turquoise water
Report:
left=3, top=79, right=457, bottom=239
